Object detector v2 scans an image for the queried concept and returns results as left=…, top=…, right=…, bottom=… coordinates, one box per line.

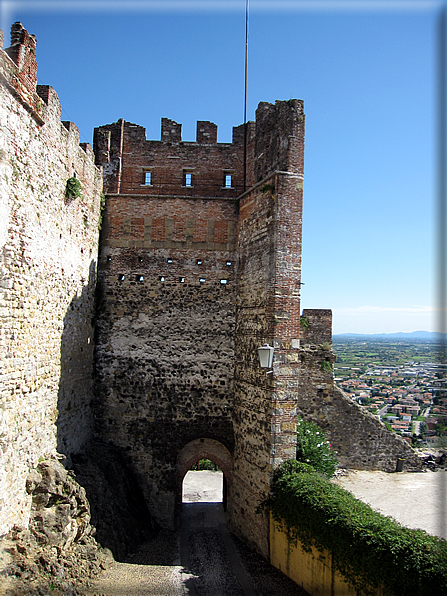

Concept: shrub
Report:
left=98, top=192, right=106, bottom=230
left=295, top=417, right=338, bottom=478
left=300, top=316, right=309, bottom=329
left=321, top=359, right=332, bottom=372
left=190, top=459, right=221, bottom=471
left=65, top=176, right=82, bottom=200
left=262, top=461, right=447, bottom=596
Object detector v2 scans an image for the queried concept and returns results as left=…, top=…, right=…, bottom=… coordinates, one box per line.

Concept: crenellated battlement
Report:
left=93, top=99, right=305, bottom=203
left=1, top=23, right=97, bottom=164
left=1, top=23, right=42, bottom=120
left=94, top=117, right=247, bottom=197
left=5, top=22, right=37, bottom=94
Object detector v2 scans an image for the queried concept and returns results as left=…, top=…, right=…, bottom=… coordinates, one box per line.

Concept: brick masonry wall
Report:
left=0, top=24, right=102, bottom=536
left=232, top=100, right=305, bottom=557
left=94, top=119, right=245, bottom=198
left=253, top=100, right=305, bottom=182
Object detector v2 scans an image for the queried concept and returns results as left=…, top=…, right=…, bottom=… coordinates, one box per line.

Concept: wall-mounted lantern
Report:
left=258, top=344, right=274, bottom=368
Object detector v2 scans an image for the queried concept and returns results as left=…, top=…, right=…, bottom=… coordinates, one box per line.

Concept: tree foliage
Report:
left=295, top=418, right=338, bottom=478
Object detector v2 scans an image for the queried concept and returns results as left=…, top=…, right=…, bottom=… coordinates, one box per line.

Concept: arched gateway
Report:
left=177, top=438, right=233, bottom=516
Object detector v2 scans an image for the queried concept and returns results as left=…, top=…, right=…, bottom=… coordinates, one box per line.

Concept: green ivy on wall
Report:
left=259, top=460, right=447, bottom=596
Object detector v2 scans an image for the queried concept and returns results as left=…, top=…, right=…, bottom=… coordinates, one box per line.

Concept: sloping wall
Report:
left=298, top=310, right=421, bottom=471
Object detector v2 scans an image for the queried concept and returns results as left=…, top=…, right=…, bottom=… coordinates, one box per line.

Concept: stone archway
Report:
left=176, top=438, right=233, bottom=519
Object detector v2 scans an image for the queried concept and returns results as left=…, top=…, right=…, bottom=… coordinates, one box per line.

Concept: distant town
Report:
left=333, top=337, right=447, bottom=447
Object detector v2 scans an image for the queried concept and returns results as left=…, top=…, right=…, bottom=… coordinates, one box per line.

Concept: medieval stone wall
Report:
left=0, top=21, right=424, bottom=561
left=0, top=23, right=102, bottom=536
left=93, top=121, right=240, bottom=526
left=298, top=310, right=421, bottom=471
left=93, top=101, right=307, bottom=549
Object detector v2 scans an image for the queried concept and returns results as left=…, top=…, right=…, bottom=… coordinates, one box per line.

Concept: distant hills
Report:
left=334, top=331, right=447, bottom=341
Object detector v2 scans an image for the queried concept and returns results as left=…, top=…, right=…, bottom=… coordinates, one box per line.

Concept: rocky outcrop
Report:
left=0, top=458, right=113, bottom=595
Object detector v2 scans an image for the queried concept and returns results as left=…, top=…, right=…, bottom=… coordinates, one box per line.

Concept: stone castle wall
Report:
left=298, top=310, right=421, bottom=471
left=93, top=118, right=240, bottom=528
left=231, top=180, right=277, bottom=554
left=0, top=23, right=102, bottom=536
left=93, top=101, right=307, bottom=548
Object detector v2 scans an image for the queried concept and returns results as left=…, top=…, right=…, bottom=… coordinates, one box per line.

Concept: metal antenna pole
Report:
left=243, top=0, right=249, bottom=193
left=436, top=5, right=447, bottom=540
left=437, top=7, right=446, bottom=343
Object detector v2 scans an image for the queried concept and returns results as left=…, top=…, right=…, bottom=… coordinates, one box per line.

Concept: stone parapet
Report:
left=300, top=308, right=332, bottom=346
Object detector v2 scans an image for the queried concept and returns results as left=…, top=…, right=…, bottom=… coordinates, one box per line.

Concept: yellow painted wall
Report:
left=269, top=515, right=383, bottom=596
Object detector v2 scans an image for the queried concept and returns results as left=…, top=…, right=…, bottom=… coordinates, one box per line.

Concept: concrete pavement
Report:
left=333, top=469, right=447, bottom=539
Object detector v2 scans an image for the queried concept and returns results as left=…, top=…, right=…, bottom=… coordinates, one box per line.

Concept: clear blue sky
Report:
left=1, top=1, right=443, bottom=334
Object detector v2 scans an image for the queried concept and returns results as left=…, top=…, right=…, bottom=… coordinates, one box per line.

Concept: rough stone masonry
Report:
left=0, top=21, right=421, bottom=569
left=0, top=23, right=102, bottom=536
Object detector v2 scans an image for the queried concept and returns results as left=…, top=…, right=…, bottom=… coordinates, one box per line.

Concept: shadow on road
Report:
left=180, top=501, right=308, bottom=596
left=87, top=472, right=309, bottom=595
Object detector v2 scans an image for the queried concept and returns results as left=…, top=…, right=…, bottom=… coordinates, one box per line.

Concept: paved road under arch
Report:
left=87, top=471, right=307, bottom=595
